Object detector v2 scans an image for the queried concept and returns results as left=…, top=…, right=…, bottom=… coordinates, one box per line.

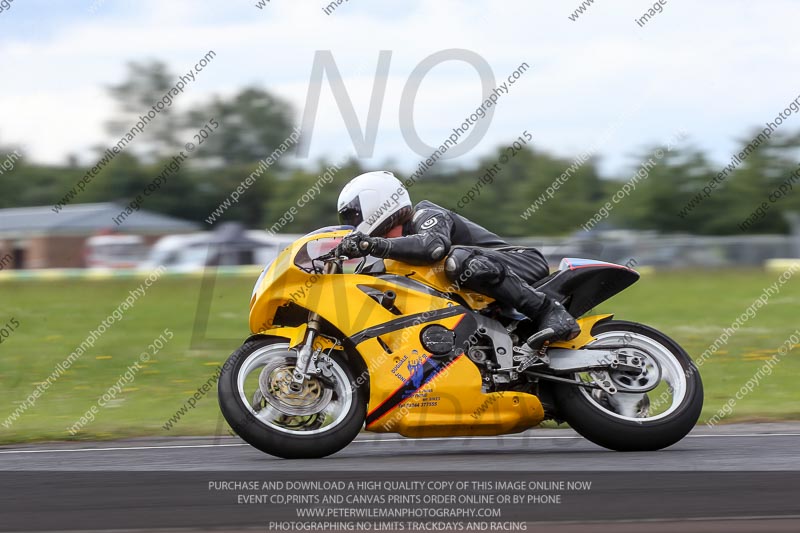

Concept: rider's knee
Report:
left=444, top=248, right=505, bottom=289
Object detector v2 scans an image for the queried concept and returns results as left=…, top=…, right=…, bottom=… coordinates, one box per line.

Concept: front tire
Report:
left=553, top=320, right=703, bottom=451
left=218, top=337, right=367, bottom=459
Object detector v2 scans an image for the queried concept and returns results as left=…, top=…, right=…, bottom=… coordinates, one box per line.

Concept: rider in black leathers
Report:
left=335, top=171, right=580, bottom=346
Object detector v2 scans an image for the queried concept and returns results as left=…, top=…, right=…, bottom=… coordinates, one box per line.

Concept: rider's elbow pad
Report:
left=429, top=244, right=447, bottom=261
left=421, top=234, right=450, bottom=262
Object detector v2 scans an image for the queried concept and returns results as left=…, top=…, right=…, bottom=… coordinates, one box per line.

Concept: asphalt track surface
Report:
left=1, top=423, right=799, bottom=532
left=1, top=423, right=799, bottom=471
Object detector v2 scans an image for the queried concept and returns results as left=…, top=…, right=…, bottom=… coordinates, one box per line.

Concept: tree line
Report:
left=1, top=60, right=799, bottom=237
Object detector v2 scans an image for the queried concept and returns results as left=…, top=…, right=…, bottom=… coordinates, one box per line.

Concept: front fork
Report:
left=291, top=317, right=321, bottom=387
left=291, top=260, right=338, bottom=388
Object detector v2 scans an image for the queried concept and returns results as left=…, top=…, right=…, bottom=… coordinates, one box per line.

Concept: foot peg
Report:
left=525, top=328, right=556, bottom=351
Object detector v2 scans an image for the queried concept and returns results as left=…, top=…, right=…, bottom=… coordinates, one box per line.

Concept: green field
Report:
left=0, top=269, right=798, bottom=444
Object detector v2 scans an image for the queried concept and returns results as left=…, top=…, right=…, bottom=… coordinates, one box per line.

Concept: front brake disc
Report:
left=258, top=358, right=333, bottom=416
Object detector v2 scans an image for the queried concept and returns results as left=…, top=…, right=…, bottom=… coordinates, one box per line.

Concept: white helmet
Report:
left=337, top=171, right=413, bottom=236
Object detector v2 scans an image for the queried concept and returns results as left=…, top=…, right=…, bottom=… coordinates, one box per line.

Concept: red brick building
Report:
left=0, top=203, right=199, bottom=269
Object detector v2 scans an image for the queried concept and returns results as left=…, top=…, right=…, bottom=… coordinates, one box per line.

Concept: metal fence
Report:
left=511, top=232, right=799, bottom=269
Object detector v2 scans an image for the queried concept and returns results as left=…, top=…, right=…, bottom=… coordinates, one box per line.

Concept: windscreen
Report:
left=293, top=229, right=365, bottom=273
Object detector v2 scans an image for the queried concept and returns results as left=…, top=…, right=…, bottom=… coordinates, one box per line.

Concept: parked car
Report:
left=140, top=223, right=299, bottom=272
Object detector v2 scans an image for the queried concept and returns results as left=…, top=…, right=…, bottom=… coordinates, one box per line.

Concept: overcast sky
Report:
left=1, top=0, right=799, bottom=178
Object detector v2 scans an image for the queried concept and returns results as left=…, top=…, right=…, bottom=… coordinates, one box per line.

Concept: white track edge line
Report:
left=0, top=432, right=799, bottom=454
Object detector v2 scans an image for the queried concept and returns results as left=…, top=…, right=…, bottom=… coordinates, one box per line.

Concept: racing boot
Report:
left=524, top=298, right=580, bottom=350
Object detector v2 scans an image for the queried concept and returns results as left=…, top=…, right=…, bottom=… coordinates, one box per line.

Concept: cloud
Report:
left=0, top=0, right=799, bottom=176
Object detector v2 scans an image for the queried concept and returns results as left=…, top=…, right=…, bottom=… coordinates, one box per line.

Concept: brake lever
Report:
left=316, top=250, right=337, bottom=262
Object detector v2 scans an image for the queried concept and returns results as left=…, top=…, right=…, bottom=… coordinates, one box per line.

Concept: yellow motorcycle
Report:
left=218, top=226, right=703, bottom=458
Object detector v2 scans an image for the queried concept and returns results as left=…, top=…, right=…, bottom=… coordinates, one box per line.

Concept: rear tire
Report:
left=218, top=336, right=367, bottom=459
left=553, top=320, right=703, bottom=451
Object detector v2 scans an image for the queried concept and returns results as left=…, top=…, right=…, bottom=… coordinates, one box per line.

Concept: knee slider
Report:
left=466, top=255, right=505, bottom=286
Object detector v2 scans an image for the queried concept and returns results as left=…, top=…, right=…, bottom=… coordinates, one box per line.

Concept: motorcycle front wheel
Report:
left=218, top=337, right=366, bottom=459
left=552, top=320, right=703, bottom=451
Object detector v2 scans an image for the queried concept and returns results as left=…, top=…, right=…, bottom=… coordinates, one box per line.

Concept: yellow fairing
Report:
left=250, top=231, right=455, bottom=337
left=366, top=351, right=544, bottom=437
left=248, top=229, right=545, bottom=438
left=383, top=258, right=494, bottom=310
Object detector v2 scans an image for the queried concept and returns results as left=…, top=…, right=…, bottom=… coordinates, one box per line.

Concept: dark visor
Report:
left=337, top=197, right=363, bottom=228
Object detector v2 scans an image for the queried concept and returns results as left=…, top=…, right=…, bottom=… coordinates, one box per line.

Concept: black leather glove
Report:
left=336, top=232, right=391, bottom=258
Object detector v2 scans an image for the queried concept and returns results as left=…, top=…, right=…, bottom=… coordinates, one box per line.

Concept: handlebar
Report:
left=312, top=250, right=351, bottom=276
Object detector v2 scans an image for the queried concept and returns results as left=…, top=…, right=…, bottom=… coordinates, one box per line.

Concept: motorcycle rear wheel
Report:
left=552, top=320, right=703, bottom=451
left=218, top=337, right=366, bottom=459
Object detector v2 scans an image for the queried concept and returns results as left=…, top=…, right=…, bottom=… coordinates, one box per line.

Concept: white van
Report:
left=85, top=234, right=148, bottom=269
